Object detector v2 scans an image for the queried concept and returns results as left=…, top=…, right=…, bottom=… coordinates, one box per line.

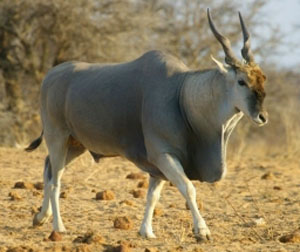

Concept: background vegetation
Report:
left=0, top=0, right=299, bottom=158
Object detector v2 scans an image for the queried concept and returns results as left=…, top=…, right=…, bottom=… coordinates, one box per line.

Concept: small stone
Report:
left=169, top=203, right=176, bottom=208
left=253, top=217, right=266, bottom=226
left=60, top=192, right=68, bottom=198
left=14, top=181, right=34, bottom=189
left=153, top=208, right=163, bottom=217
left=114, top=216, right=133, bottom=230
left=273, top=248, right=287, bottom=252
left=75, top=244, right=91, bottom=252
left=126, top=173, right=146, bottom=180
left=192, top=248, right=205, bottom=252
left=137, top=180, right=148, bottom=188
left=120, top=200, right=135, bottom=206
left=48, top=231, right=62, bottom=241
left=273, top=186, right=282, bottom=190
left=96, top=190, right=115, bottom=200
left=6, top=246, right=32, bottom=252
left=8, top=191, right=22, bottom=200
left=145, top=248, right=159, bottom=252
left=261, top=172, right=275, bottom=180
left=117, top=240, right=136, bottom=248
left=73, top=231, right=104, bottom=244
left=34, top=182, right=44, bottom=190
left=114, top=244, right=131, bottom=252
left=32, top=191, right=42, bottom=197
left=279, top=230, right=300, bottom=243
left=131, top=189, right=145, bottom=199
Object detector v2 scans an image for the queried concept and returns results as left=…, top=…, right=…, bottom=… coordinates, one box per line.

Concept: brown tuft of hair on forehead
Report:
left=239, top=64, right=266, bottom=93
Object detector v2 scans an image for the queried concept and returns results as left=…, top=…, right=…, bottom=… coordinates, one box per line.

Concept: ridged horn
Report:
left=238, top=12, right=254, bottom=63
left=207, top=8, right=240, bottom=66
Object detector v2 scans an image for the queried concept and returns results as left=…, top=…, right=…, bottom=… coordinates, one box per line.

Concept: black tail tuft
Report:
left=25, top=131, right=44, bottom=152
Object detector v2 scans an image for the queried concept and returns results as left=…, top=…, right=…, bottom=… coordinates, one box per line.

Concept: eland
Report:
left=25, top=9, right=267, bottom=241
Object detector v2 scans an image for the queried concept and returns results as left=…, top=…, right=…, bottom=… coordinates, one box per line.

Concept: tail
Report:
left=25, top=131, right=44, bottom=152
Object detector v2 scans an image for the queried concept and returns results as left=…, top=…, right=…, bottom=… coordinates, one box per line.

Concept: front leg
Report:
left=154, top=153, right=211, bottom=241
left=139, top=176, right=165, bottom=238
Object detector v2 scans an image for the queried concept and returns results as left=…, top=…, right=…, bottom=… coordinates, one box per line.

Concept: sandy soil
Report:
left=0, top=147, right=299, bottom=252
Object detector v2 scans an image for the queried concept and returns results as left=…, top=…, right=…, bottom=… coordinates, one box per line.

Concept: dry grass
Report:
left=0, top=147, right=299, bottom=251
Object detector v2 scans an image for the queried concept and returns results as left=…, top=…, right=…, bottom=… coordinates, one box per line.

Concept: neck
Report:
left=180, top=69, right=238, bottom=135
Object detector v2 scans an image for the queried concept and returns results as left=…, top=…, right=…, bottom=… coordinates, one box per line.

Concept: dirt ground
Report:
left=0, top=147, right=299, bottom=252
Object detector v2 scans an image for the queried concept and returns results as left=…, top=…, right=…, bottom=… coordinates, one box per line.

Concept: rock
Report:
left=153, top=208, right=163, bottom=217
left=261, top=172, right=275, bottom=180
left=114, top=216, right=133, bottom=230
left=145, top=248, right=159, bottom=252
left=75, top=244, right=91, bottom=252
left=279, top=230, right=300, bottom=243
left=113, top=245, right=131, bottom=252
left=9, top=191, right=22, bottom=200
left=253, top=217, right=266, bottom=226
left=96, top=190, right=115, bottom=200
left=137, top=180, right=148, bottom=188
left=48, top=231, right=62, bottom=241
left=117, top=240, right=136, bottom=248
left=169, top=203, right=176, bottom=208
left=126, top=173, right=146, bottom=180
left=60, top=191, right=68, bottom=198
left=131, top=189, right=145, bottom=199
left=273, top=186, right=282, bottom=190
left=6, top=246, right=32, bottom=252
left=73, top=231, right=104, bottom=244
left=191, top=248, right=205, bottom=252
left=14, top=181, right=34, bottom=190
left=120, top=200, right=135, bottom=206
left=34, top=182, right=44, bottom=190
left=32, top=191, right=42, bottom=197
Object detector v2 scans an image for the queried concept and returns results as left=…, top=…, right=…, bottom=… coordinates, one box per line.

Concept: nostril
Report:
left=259, top=113, right=266, bottom=123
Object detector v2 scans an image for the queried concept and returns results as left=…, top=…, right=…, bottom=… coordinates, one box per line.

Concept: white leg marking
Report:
left=50, top=168, right=66, bottom=232
left=156, top=153, right=211, bottom=240
left=33, top=157, right=52, bottom=226
left=139, top=176, right=165, bottom=238
left=46, top=135, right=68, bottom=232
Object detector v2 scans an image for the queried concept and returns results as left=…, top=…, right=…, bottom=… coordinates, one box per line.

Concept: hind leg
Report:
left=33, top=156, right=53, bottom=226
left=49, top=137, right=88, bottom=232
left=47, top=134, right=68, bottom=232
left=139, top=176, right=165, bottom=238
left=33, top=145, right=86, bottom=227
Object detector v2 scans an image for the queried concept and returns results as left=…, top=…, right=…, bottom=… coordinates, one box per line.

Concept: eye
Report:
left=238, top=80, right=247, bottom=86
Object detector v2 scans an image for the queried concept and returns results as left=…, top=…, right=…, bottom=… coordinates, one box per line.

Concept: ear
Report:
left=211, top=55, right=228, bottom=74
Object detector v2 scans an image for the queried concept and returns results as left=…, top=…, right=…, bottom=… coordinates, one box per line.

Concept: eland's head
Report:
left=207, top=9, right=268, bottom=126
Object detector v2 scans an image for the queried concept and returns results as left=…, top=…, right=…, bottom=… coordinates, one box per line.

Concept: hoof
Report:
left=139, top=226, right=156, bottom=239
left=33, top=212, right=51, bottom=227
left=196, top=233, right=212, bottom=243
left=33, top=213, right=43, bottom=227
left=194, top=227, right=212, bottom=242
